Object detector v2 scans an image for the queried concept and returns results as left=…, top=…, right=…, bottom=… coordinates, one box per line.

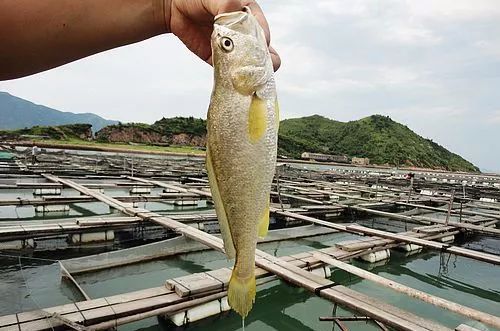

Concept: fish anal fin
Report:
left=206, top=146, right=236, bottom=259
left=258, top=199, right=270, bottom=238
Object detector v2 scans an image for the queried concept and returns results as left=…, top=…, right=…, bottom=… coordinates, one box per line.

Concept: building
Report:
left=352, top=157, right=370, bottom=165
left=301, top=152, right=349, bottom=163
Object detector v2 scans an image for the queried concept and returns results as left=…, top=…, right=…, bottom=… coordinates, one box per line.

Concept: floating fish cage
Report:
left=0, top=147, right=499, bottom=331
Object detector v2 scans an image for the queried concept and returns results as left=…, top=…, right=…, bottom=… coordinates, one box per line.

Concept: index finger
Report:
left=243, top=0, right=271, bottom=46
left=243, top=1, right=280, bottom=71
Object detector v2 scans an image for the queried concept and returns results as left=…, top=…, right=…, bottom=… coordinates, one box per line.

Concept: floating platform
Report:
left=0, top=147, right=498, bottom=331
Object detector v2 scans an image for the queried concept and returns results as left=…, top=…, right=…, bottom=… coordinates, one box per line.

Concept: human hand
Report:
left=166, top=0, right=280, bottom=71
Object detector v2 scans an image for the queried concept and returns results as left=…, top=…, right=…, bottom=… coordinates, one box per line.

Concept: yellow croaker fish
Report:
left=206, top=7, right=279, bottom=318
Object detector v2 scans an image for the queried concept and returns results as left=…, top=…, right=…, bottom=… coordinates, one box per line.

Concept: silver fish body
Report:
left=206, top=8, right=279, bottom=318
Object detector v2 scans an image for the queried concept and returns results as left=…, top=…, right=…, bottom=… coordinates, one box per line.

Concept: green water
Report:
left=114, top=243, right=499, bottom=331
left=2, top=231, right=498, bottom=331
left=0, top=179, right=498, bottom=330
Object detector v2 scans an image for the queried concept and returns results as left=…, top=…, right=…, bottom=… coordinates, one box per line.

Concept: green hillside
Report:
left=0, top=124, right=93, bottom=140
left=0, top=110, right=479, bottom=172
left=152, top=116, right=206, bottom=136
left=279, top=115, right=479, bottom=172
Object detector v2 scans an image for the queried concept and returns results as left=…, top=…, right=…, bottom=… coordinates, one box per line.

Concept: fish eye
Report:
left=220, top=37, right=234, bottom=52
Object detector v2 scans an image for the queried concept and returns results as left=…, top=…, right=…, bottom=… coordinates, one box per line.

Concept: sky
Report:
left=1, top=0, right=499, bottom=172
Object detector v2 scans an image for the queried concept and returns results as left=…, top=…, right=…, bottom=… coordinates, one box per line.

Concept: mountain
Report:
left=0, top=92, right=118, bottom=132
left=279, top=115, right=479, bottom=172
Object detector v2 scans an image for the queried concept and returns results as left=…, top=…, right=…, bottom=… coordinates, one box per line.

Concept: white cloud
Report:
left=378, top=22, right=441, bottom=46
left=1, top=0, right=499, bottom=169
left=475, top=40, right=500, bottom=58
left=388, top=106, right=467, bottom=119
left=490, top=110, right=500, bottom=124
left=316, top=0, right=371, bottom=17
left=407, top=0, right=500, bottom=21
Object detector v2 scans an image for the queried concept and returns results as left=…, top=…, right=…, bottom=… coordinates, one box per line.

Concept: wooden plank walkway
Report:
left=314, top=252, right=500, bottom=329
left=31, top=174, right=460, bottom=331
left=350, top=205, right=500, bottom=236
left=273, top=208, right=500, bottom=265
left=0, top=245, right=452, bottom=331
left=43, top=172, right=500, bottom=268
left=0, top=217, right=142, bottom=242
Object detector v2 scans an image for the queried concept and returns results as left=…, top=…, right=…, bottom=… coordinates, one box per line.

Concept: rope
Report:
left=17, top=255, right=55, bottom=331
left=0, top=253, right=59, bottom=263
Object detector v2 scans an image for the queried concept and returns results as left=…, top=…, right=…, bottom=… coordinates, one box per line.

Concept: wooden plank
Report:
left=48, top=313, right=89, bottom=330
left=352, top=205, right=500, bottom=236
left=446, top=246, right=500, bottom=265
left=275, top=208, right=498, bottom=265
left=110, top=293, right=182, bottom=316
left=271, top=208, right=348, bottom=231
left=455, top=324, right=482, bottom=331
left=336, top=237, right=395, bottom=252
left=18, top=319, right=57, bottom=331
left=331, top=286, right=451, bottom=331
left=413, top=225, right=455, bottom=234
left=315, top=252, right=500, bottom=329
left=206, top=268, right=232, bottom=286
left=104, top=287, right=171, bottom=305
left=0, top=315, right=17, bottom=328
left=59, top=262, right=91, bottom=301
left=394, top=201, right=500, bottom=221
left=0, top=325, right=20, bottom=331
left=128, top=176, right=188, bottom=193
left=167, top=272, right=224, bottom=297
left=347, top=224, right=500, bottom=265
left=321, top=287, right=438, bottom=331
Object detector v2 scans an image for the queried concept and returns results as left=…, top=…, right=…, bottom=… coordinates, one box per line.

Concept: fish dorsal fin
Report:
left=206, top=146, right=236, bottom=259
left=258, top=199, right=270, bottom=238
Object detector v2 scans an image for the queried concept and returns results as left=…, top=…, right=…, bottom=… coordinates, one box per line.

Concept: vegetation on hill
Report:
left=279, top=115, right=479, bottom=172
left=0, top=124, right=93, bottom=140
left=95, top=117, right=207, bottom=147
left=0, top=108, right=479, bottom=171
left=152, top=116, right=206, bottom=136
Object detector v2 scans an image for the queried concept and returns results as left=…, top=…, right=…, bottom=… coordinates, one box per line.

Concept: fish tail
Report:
left=228, top=269, right=256, bottom=318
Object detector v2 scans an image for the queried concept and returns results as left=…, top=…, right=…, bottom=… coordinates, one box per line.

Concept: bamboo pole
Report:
left=351, top=205, right=500, bottom=235
left=314, top=253, right=500, bottom=329
left=87, top=292, right=227, bottom=330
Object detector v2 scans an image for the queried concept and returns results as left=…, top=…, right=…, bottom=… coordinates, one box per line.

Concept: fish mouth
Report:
left=214, top=6, right=251, bottom=27
left=214, top=6, right=263, bottom=42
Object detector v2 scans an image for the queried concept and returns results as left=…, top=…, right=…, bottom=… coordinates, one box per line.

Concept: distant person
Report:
left=0, top=0, right=280, bottom=80
left=405, top=172, right=414, bottom=179
left=31, top=145, right=38, bottom=164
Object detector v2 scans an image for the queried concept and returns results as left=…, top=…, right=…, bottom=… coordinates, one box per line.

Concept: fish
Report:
left=206, top=7, right=279, bottom=318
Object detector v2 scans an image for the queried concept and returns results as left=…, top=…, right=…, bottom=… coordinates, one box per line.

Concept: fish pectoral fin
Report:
left=258, top=200, right=270, bottom=238
left=248, top=94, right=267, bottom=143
left=206, top=146, right=236, bottom=259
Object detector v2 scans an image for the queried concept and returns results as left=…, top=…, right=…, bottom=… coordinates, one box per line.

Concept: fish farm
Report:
left=0, top=146, right=499, bottom=331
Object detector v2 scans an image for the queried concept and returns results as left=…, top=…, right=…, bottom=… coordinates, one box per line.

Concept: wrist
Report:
left=162, top=0, right=172, bottom=33
left=153, top=0, right=170, bottom=33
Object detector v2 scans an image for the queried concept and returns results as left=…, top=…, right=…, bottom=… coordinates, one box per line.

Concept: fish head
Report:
left=212, top=7, right=273, bottom=95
